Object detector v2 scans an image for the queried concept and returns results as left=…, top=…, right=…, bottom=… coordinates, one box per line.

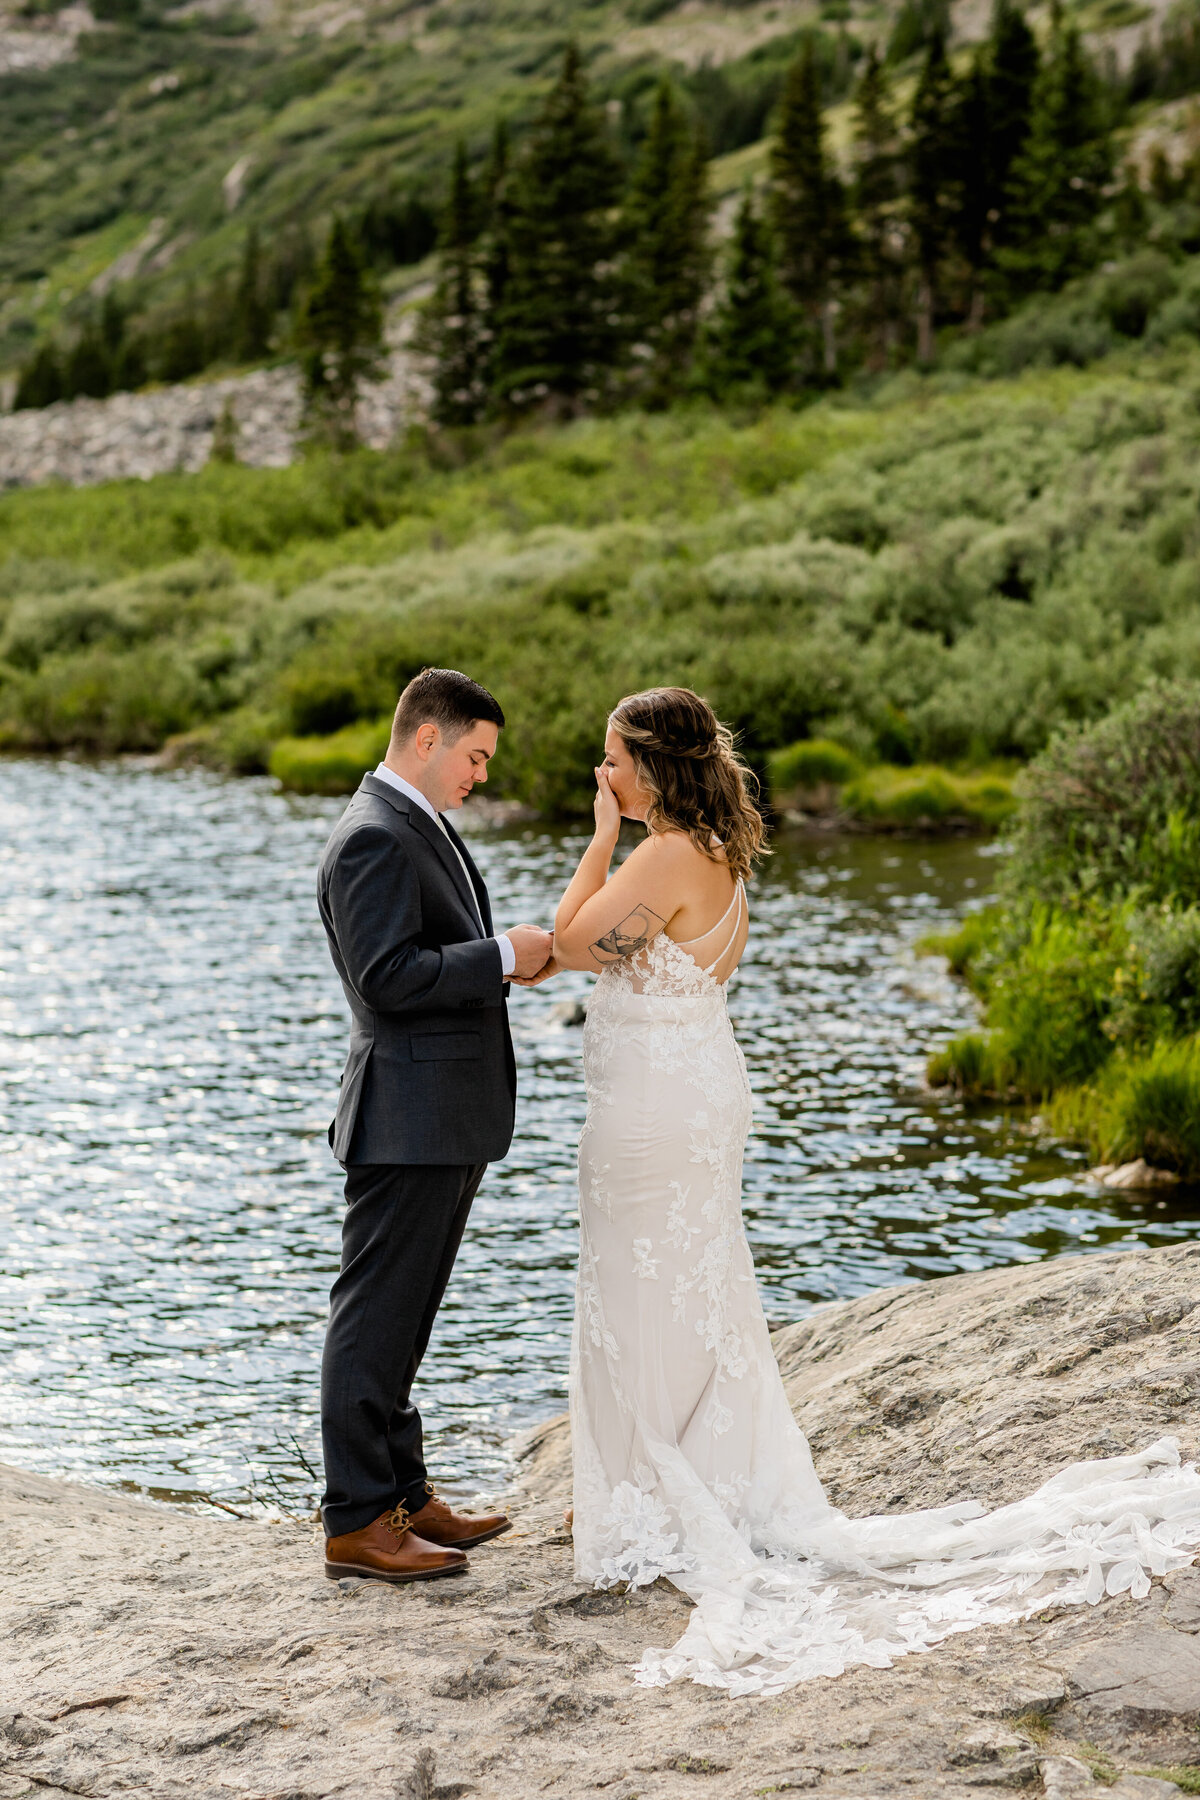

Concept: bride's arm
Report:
left=554, top=770, right=681, bottom=971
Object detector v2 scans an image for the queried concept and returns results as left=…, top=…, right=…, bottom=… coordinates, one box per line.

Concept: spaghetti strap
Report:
left=676, top=877, right=742, bottom=952
left=700, top=879, right=744, bottom=975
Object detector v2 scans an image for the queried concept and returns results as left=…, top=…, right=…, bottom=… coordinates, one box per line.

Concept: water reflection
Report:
left=1, top=761, right=1195, bottom=1513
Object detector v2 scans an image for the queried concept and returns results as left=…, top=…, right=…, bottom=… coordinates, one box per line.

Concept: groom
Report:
left=316, top=667, right=553, bottom=1582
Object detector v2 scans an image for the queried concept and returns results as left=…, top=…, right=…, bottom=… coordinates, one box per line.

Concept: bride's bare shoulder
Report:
left=640, top=828, right=709, bottom=865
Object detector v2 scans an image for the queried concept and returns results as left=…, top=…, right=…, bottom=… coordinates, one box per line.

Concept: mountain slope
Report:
left=0, top=0, right=1186, bottom=378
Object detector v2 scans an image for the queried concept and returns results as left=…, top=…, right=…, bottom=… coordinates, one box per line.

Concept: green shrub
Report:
left=930, top=904, right=1125, bottom=1096
left=840, top=764, right=1016, bottom=830
left=271, top=617, right=428, bottom=737
left=768, top=737, right=863, bottom=795
left=918, top=904, right=1000, bottom=983
left=1005, top=680, right=1200, bottom=907
left=0, top=644, right=212, bottom=751
left=165, top=706, right=281, bottom=775
left=984, top=906, right=1122, bottom=1096
left=1048, top=1037, right=1200, bottom=1177
left=927, top=1032, right=996, bottom=1092
left=1109, top=905, right=1200, bottom=1046
left=0, top=590, right=141, bottom=670
left=268, top=718, right=390, bottom=794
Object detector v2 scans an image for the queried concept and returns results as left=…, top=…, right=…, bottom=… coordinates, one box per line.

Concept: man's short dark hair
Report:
left=390, top=668, right=505, bottom=750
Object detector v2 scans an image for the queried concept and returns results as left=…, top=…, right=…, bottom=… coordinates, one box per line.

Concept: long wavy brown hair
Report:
left=609, top=687, right=767, bottom=882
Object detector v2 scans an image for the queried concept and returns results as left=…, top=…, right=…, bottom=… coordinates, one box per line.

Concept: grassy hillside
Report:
left=0, top=0, right=857, bottom=373
left=3, top=338, right=1200, bottom=812
left=3, top=0, right=1196, bottom=384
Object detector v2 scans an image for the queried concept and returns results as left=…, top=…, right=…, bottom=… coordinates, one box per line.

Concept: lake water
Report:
left=2, top=759, right=1197, bottom=1516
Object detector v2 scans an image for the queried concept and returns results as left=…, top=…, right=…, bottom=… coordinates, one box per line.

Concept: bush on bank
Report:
left=927, top=681, right=1200, bottom=1176
left=268, top=719, right=390, bottom=795
left=768, top=739, right=1016, bottom=831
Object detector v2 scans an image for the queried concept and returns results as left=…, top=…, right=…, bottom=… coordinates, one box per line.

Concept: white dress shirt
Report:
left=372, top=764, right=516, bottom=977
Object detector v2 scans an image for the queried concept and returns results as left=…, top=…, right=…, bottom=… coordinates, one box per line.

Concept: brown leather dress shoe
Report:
left=406, top=1483, right=512, bottom=1550
left=324, top=1504, right=468, bottom=1583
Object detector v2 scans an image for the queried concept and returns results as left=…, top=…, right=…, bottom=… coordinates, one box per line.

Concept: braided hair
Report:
left=609, top=687, right=767, bottom=882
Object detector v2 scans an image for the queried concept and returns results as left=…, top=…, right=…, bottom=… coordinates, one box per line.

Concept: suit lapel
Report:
left=359, top=774, right=482, bottom=937
left=442, top=814, right=493, bottom=935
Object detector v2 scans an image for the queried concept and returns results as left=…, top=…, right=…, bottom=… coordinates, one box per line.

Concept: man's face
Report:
left=419, top=719, right=498, bottom=811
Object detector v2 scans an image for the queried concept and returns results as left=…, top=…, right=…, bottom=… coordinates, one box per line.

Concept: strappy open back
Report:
left=670, top=877, right=746, bottom=985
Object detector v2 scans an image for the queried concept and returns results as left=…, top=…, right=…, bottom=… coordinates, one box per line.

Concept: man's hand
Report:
left=511, top=954, right=560, bottom=988
left=506, top=923, right=554, bottom=980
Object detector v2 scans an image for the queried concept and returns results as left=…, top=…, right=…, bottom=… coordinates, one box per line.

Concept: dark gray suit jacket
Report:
left=317, top=774, right=516, bottom=1166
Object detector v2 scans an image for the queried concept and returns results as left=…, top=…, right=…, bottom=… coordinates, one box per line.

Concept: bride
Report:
left=548, top=684, right=1200, bottom=1697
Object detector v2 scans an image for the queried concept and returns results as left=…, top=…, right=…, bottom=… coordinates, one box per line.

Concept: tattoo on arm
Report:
left=590, top=904, right=667, bottom=967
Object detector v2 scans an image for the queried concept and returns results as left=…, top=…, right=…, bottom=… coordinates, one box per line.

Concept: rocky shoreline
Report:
left=4, top=1243, right=1200, bottom=1800
left=0, top=340, right=428, bottom=491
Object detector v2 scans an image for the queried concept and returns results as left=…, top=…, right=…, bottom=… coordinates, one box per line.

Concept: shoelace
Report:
left=384, top=1504, right=411, bottom=1541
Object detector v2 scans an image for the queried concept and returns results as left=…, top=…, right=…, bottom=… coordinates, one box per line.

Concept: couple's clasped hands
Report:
left=506, top=922, right=557, bottom=987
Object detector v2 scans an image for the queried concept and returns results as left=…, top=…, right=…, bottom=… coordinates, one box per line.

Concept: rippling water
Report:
left=2, top=760, right=1197, bottom=1515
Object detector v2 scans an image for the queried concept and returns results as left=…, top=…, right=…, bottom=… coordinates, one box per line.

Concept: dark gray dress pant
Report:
left=320, top=1160, right=486, bottom=1538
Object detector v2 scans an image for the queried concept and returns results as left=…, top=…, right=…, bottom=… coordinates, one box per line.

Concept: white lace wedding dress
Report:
left=569, top=884, right=1200, bottom=1696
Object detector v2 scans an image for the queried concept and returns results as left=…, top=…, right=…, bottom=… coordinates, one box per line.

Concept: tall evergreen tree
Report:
left=852, top=45, right=905, bottom=365
left=771, top=38, right=852, bottom=378
left=622, top=78, right=712, bottom=405
left=14, top=341, right=63, bottom=411
left=479, top=120, right=512, bottom=401
left=908, top=29, right=959, bottom=362
left=297, top=216, right=385, bottom=449
left=1001, top=20, right=1113, bottom=291
left=159, top=289, right=207, bottom=383
left=482, top=119, right=511, bottom=323
left=421, top=141, right=488, bottom=427
left=987, top=0, right=1040, bottom=212
left=703, top=188, right=793, bottom=397
left=64, top=315, right=113, bottom=397
left=944, top=1, right=1039, bottom=326
left=489, top=44, right=625, bottom=413
left=952, top=52, right=993, bottom=325
left=234, top=226, right=272, bottom=363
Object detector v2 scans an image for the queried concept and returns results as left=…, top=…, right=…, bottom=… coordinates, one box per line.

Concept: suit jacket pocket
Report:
left=410, top=1031, right=483, bottom=1061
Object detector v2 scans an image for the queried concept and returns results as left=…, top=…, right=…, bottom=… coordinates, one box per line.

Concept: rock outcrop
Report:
left=0, top=341, right=429, bottom=491
left=3, top=1244, right=1200, bottom=1800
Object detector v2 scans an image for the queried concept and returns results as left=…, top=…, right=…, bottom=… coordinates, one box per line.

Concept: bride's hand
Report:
left=593, top=765, right=621, bottom=841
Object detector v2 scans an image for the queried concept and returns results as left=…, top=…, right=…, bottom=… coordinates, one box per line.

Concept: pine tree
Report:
left=703, top=188, right=793, bottom=397
left=112, top=331, right=147, bottom=394
left=952, top=52, right=993, bottom=326
left=987, top=0, right=1040, bottom=213
left=908, top=29, right=958, bottom=363
left=771, top=37, right=853, bottom=379
left=851, top=45, right=905, bottom=365
left=159, top=290, right=207, bottom=383
left=622, top=78, right=712, bottom=405
left=1001, top=21, right=1113, bottom=292
left=947, top=1, right=1039, bottom=326
left=234, top=226, right=272, bottom=363
left=421, top=141, right=488, bottom=427
left=64, top=316, right=113, bottom=398
left=482, top=119, right=511, bottom=324
left=297, top=215, right=385, bottom=449
left=14, top=341, right=63, bottom=411
left=209, top=398, right=239, bottom=465
left=489, top=44, right=625, bottom=413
